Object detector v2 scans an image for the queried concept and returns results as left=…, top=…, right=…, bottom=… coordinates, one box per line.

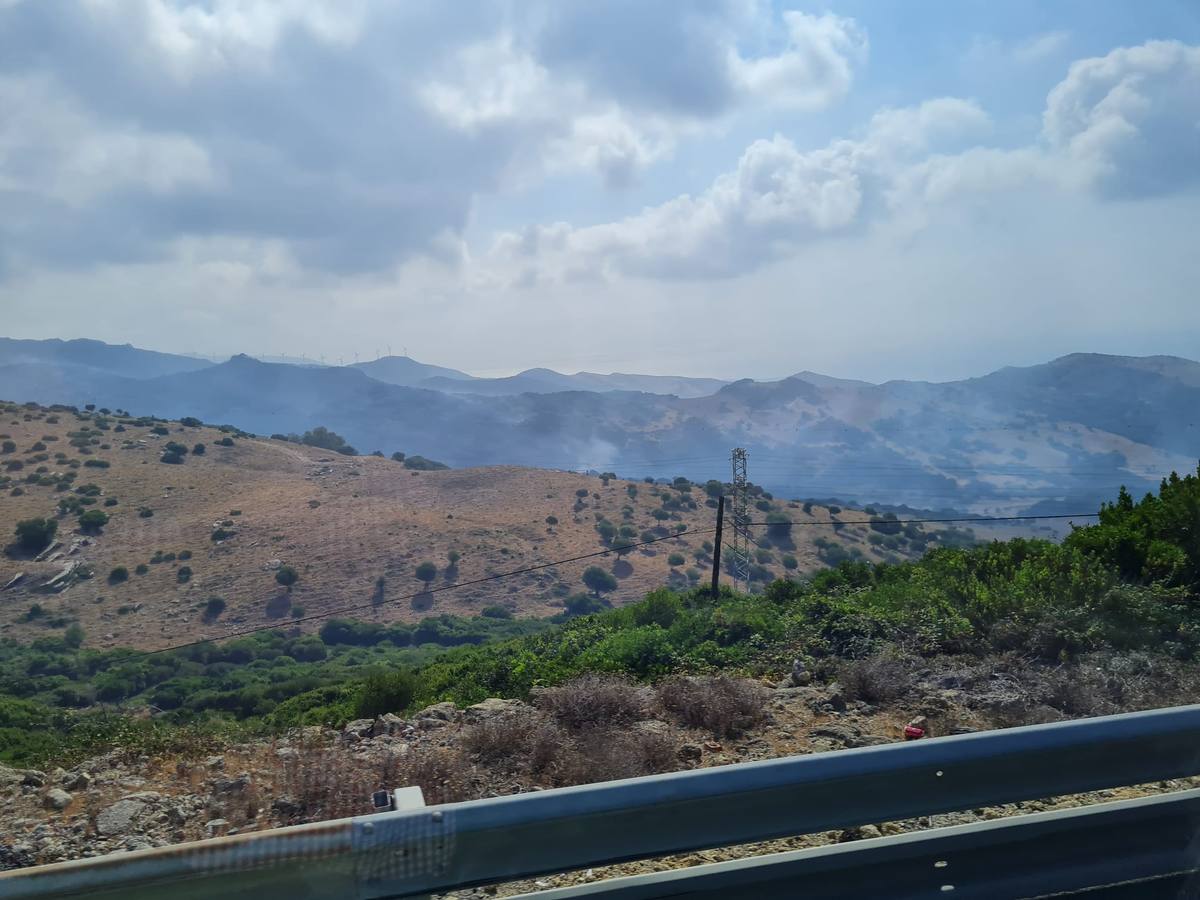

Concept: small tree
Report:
left=64, top=623, right=85, bottom=648
left=391, top=451, right=406, bottom=463
left=582, top=565, right=618, bottom=597
left=14, top=518, right=57, bottom=553
left=108, top=566, right=129, bottom=584
left=414, top=561, right=437, bottom=585
left=667, top=552, right=686, bottom=567
left=355, top=669, right=418, bottom=719
left=275, top=565, right=299, bottom=590
left=203, top=596, right=227, bottom=622
left=77, top=509, right=109, bottom=533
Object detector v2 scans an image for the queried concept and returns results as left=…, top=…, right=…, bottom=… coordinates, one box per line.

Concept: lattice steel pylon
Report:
left=728, top=448, right=751, bottom=593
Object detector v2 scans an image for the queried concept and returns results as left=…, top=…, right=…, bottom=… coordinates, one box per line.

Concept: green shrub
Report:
left=667, top=552, right=686, bottom=567
left=582, top=566, right=618, bottom=596
left=355, top=669, right=418, bottom=719
left=177, top=566, right=192, bottom=584
left=202, top=597, right=227, bottom=622
left=414, top=561, right=437, bottom=584
left=275, top=565, right=298, bottom=589
left=403, top=455, right=448, bottom=470
left=78, top=509, right=109, bottom=533
left=192, top=443, right=206, bottom=455
left=14, top=518, right=57, bottom=553
left=135, top=563, right=149, bottom=575
left=108, top=566, right=129, bottom=584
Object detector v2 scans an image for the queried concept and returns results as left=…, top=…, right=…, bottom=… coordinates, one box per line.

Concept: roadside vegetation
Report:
left=1, top=465, right=1196, bottom=767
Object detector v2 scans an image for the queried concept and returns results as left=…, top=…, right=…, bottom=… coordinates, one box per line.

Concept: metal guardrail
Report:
left=4, top=704, right=1200, bottom=899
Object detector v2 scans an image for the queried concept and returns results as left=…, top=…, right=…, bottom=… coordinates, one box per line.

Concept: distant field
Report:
left=0, top=401, right=964, bottom=651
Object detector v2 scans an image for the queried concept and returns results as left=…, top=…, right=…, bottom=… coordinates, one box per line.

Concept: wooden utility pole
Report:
left=710, top=494, right=724, bottom=598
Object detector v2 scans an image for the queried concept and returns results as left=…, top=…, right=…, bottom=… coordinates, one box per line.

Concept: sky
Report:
left=1, top=0, right=1198, bottom=382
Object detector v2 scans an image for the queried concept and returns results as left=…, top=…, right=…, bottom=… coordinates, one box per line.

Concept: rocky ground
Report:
left=4, top=656, right=1197, bottom=893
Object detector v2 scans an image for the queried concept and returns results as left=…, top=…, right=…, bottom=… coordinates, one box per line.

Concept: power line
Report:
left=103, top=511, right=1103, bottom=665
left=114, top=527, right=715, bottom=664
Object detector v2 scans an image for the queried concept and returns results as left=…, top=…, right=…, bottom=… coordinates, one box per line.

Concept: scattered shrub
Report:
left=837, top=650, right=916, bottom=704
left=354, top=669, right=418, bottom=719
left=275, top=565, right=299, bottom=589
left=108, top=566, right=129, bottom=584
left=202, top=596, right=227, bottom=622
left=582, top=566, right=618, bottom=596
left=177, top=566, right=192, bottom=584
left=657, top=676, right=768, bottom=737
left=534, top=674, right=650, bottom=730
left=77, top=509, right=109, bottom=533
left=14, top=518, right=58, bottom=553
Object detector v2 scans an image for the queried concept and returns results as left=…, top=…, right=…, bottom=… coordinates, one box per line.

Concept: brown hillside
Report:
left=0, top=401, right=946, bottom=651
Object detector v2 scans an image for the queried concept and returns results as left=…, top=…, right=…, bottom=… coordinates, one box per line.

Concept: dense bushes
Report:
left=4, top=470, right=1199, bottom=768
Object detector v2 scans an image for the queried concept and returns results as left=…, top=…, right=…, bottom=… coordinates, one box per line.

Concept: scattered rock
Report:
left=343, top=719, right=376, bottom=740
left=21, top=770, right=46, bottom=788
left=465, top=698, right=524, bottom=722
left=43, top=789, right=73, bottom=811
left=632, top=720, right=670, bottom=737
left=677, top=743, right=703, bottom=762
left=96, top=798, right=148, bottom=836
left=837, top=824, right=883, bottom=843
left=63, top=772, right=92, bottom=791
left=205, top=756, right=225, bottom=771
left=787, top=659, right=812, bottom=687
left=2, top=571, right=25, bottom=591
left=212, top=775, right=250, bottom=796
left=377, top=713, right=407, bottom=735
left=415, top=702, right=458, bottom=723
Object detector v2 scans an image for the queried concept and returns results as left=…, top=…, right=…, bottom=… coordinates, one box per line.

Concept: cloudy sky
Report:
left=1, top=1, right=1198, bottom=382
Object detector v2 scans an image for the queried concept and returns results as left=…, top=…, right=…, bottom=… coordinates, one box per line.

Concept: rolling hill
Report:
left=0, top=338, right=1196, bottom=514
left=0, top=401, right=967, bottom=651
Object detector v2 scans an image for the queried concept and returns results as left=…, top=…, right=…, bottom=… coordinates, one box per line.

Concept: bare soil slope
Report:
left=1, top=402, right=936, bottom=651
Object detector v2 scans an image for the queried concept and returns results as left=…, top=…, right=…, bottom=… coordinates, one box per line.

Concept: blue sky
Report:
left=1, top=1, right=1197, bottom=382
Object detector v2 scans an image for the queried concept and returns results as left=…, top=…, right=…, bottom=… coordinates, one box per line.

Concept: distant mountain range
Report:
left=1, top=337, right=1196, bottom=514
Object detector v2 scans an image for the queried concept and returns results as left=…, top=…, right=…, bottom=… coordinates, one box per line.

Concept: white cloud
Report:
left=1013, top=31, right=1071, bottom=64
left=1043, top=40, right=1200, bottom=196
left=486, top=98, right=991, bottom=282
left=485, top=40, right=1200, bottom=284
left=0, top=0, right=867, bottom=276
left=730, top=11, right=867, bottom=109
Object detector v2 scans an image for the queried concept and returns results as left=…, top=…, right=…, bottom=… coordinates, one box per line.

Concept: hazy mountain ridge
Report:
left=0, top=338, right=1196, bottom=513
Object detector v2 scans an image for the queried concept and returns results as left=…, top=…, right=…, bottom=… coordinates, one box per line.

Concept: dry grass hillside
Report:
left=0, top=401, right=959, bottom=651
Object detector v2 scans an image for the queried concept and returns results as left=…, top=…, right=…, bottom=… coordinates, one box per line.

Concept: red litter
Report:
left=903, top=725, right=925, bottom=740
